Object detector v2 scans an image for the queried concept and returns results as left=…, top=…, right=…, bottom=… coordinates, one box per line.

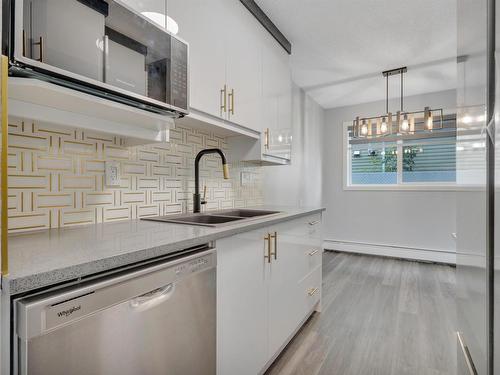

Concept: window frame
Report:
left=342, top=121, right=481, bottom=191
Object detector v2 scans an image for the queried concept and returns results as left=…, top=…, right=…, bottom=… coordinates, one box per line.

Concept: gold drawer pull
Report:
left=34, top=36, right=44, bottom=62
left=270, top=231, right=277, bottom=259
left=228, top=88, right=235, bottom=115
left=308, top=249, right=319, bottom=256
left=264, top=233, right=272, bottom=263
left=308, top=287, right=319, bottom=296
left=308, top=220, right=320, bottom=226
left=220, top=84, right=227, bottom=113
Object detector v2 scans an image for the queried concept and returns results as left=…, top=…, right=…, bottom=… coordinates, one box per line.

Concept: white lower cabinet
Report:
left=217, top=227, right=270, bottom=375
left=268, top=220, right=312, bottom=356
left=217, top=214, right=323, bottom=375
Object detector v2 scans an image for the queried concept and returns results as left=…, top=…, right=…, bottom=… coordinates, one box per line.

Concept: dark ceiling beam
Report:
left=239, top=0, right=292, bottom=55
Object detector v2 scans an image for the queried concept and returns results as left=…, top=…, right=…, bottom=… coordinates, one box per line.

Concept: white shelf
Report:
left=175, top=108, right=260, bottom=139
left=8, top=77, right=174, bottom=145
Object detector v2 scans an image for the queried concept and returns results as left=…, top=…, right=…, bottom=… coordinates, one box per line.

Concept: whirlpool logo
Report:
left=57, top=305, right=81, bottom=318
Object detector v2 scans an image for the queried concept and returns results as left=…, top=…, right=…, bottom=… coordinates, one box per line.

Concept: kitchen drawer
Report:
left=298, top=266, right=321, bottom=315
left=286, top=214, right=322, bottom=239
left=288, top=240, right=322, bottom=282
left=304, top=247, right=322, bottom=274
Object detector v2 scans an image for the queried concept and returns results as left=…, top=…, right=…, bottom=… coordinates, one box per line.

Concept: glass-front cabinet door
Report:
left=10, top=0, right=188, bottom=114
left=262, top=33, right=292, bottom=162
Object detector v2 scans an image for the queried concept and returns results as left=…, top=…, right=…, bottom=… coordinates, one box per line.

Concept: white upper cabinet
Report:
left=168, top=0, right=290, bottom=137
left=262, top=32, right=292, bottom=161
left=168, top=0, right=227, bottom=119
left=224, top=0, right=263, bottom=131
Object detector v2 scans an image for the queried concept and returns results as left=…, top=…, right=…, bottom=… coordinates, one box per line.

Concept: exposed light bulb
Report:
left=278, top=135, right=283, bottom=143
left=424, top=107, right=433, bottom=130
left=380, top=117, right=388, bottom=134
left=426, top=115, right=433, bottom=129
left=361, top=120, right=368, bottom=136
left=401, top=113, right=409, bottom=132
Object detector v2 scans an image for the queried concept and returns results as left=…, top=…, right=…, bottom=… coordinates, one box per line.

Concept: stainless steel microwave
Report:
left=2, top=0, right=189, bottom=117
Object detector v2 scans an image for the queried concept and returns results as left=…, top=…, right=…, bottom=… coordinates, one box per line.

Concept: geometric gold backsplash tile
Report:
left=7, top=117, right=263, bottom=233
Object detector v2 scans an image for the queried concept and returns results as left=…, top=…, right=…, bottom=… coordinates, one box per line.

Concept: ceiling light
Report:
left=401, top=115, right=409, bottom=131
left=351, top=68, right=443, bottom=139
left=424, top=107, right=433, bottom=130
left=361, top=120, right=368, bottom=136
left=141, top=12, right=179, bottom=35
left=380, top=117, right=388, bottom=134
left=399, top=112, right=410, bottom=132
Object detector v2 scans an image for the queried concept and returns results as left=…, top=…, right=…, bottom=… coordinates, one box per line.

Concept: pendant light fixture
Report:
left=397, top=69, right=410, bottom=133
left=424, top=106, right=433, bottom=130
left=352, top=67, right=443, bottom=139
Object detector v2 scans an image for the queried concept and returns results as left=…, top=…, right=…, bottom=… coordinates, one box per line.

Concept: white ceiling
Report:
left=255, top=0, right=457, bottom=109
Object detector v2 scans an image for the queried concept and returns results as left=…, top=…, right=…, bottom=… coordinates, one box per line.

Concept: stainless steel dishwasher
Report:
left=13, top=246, right=216, bottom=375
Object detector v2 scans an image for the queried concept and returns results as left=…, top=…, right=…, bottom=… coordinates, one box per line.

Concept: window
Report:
left=351, top=142, right=397, bottom=184
left=402, top=137, right=456, bottom=183
left=345, top=114, right=459, bottom=188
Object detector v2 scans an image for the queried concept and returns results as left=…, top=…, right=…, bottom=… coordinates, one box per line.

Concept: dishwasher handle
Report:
left=130, top=283, right=175, bottom=311
left=16, top=247, right=216, bottom=340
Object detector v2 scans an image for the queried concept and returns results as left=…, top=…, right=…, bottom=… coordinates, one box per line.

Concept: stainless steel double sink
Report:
left=142, top=209, right=282, bottom=227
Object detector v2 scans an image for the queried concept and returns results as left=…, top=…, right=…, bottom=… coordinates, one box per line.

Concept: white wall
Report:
left=263, top=85, right=325, bottom=207
left=323, top=89, right=459, bottom=263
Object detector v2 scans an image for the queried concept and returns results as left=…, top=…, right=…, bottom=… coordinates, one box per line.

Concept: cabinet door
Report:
left=26, top=0, right=105, bottom=81
left=275, top=59, right=293, bottom=160
left=268, top=219, right=311, bottom=357
left=262, top=34, right=292, bottom=160
left=224, top=0, right=262, bottom=131
left=168, top=0, right=226, bottom=118
left=262, top=35, right=280, bottom=138
left=217, top=228, right=270, bottom=375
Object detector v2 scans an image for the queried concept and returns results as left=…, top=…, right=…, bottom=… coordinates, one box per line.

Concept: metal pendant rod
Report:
left=400, top=70, right=404, bottom=112
left=386, top=74, right=389, bottom=113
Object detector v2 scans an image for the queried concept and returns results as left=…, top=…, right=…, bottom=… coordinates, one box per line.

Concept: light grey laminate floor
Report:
left=266, top=251, right=457, bottom=375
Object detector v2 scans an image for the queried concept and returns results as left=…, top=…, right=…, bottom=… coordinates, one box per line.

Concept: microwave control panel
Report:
left=169, top=37, right=188, bottom=111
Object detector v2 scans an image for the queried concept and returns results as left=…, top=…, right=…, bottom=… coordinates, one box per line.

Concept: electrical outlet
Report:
left=105, top=161, right=121, bottom=186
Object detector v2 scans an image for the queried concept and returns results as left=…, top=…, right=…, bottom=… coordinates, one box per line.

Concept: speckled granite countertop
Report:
left=2, top=206, right=324, bottom=295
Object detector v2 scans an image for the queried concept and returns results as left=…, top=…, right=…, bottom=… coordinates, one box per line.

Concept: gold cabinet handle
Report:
left=220, top=84, right=227, bottom=113
left=308, top=287, right=319, bottom=296
left=33, top=36, right=43, bottom=62
left=308, top=220, right=320, bottom=226
left=228, top=88, right=234, bottom=115
left=264, top=128, right=270, bottom=149
left=270, top=231, right=277, bottom=259
left=264, top=233, right=272, bottom=263
left=308, top=249, right=319, bottom=256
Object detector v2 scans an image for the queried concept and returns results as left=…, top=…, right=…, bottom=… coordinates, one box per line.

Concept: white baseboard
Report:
left=323, top=239, right=456, bottom=265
